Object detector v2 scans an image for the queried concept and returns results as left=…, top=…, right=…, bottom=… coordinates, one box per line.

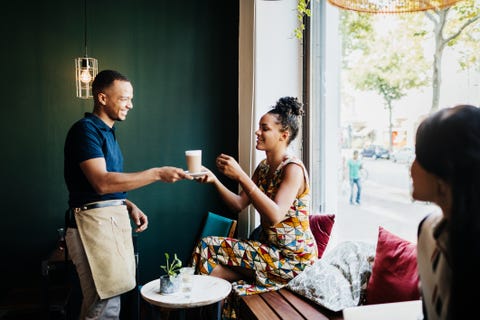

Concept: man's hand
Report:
left=160, top=167, right=194, bottom=182
left=127, top=200, right=148, bottom=232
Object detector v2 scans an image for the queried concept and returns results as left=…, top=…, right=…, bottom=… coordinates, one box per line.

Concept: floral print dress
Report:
left=191, top=155, right=317, bottom=296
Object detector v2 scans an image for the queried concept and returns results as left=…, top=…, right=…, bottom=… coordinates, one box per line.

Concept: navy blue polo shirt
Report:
left=64, top=113, right=126, bottom=207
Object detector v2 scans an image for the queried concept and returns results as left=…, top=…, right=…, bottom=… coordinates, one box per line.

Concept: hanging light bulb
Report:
left=79, top=68, right=93, bottom=83
left=75, top=0, right=98, bottom=99
left=76, top=57, right=98, bottom=98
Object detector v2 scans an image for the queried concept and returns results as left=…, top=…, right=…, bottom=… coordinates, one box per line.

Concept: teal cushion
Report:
left=200, top=212, right=234, bottom=238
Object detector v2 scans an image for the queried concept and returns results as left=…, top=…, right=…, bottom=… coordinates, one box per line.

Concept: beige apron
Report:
left=75, top=205, right=136, bottom=299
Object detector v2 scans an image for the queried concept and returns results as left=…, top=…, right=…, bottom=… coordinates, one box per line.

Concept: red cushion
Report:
left=308, top=214, right=335, bottom=258
left=365, top=226, right=420, bottom=304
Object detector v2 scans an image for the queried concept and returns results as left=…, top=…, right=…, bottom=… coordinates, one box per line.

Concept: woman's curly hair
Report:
left=268, top=96, right=304, bottom=145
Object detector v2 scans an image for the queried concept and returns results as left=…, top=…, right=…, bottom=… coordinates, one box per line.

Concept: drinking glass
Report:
left=179, top=267, right=195, bottom=299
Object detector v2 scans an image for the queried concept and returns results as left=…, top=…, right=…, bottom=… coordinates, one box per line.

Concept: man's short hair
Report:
left=92, top=70, right=130, bottom=98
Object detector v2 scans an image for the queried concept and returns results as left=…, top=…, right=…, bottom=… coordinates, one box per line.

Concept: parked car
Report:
left=360, top=145, right=390, bottom=159
left=391, top=147, right=415, bottom=164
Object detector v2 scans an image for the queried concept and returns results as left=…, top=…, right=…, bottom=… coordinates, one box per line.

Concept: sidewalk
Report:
left=326, top=178, right=439, bottom=253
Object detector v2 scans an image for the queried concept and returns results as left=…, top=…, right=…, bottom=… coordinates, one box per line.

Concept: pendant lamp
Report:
left=75, top=0, right=98, bottom=99
left=327, top=0, right=463, bottom=13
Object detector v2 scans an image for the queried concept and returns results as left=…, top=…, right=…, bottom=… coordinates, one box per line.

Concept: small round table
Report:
left=141, top=275, right=232, bottom=319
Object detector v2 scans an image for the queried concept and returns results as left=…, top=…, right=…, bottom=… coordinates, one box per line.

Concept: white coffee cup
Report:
left=185, top=150, right=202, bottom=173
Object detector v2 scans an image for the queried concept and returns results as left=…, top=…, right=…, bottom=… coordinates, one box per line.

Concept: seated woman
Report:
left=412, top=104, right=480, bottom=320
left=191, top=97, right=317, bottom=298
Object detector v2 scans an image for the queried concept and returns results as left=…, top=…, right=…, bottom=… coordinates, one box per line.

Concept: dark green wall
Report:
left=0, top=0, right=239, bottom=294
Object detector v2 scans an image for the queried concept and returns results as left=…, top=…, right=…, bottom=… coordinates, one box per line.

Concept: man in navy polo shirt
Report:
left=64, top=70, right=191, bottom=319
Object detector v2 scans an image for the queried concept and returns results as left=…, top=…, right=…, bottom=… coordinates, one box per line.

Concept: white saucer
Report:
left=185, top=170, right=207, bottom=178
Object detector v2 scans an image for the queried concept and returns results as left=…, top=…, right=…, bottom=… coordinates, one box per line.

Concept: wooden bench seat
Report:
left=238, top=288, right=344, bottom=320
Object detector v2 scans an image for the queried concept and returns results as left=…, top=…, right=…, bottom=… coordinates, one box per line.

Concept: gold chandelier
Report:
left=326, top=0, right=463, bottom=14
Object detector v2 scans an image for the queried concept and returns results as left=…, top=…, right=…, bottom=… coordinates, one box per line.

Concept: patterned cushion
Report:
left=309, top=214, right=335, bottom=258
left=287, top=241, right=375, bottom=312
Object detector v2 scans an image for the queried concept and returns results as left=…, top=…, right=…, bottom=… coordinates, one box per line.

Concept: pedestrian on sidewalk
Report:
left=348, top=150, right=362, bottom=205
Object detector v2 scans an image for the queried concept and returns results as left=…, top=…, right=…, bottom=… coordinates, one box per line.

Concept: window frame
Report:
left=303, top=1, right=341, bottom=215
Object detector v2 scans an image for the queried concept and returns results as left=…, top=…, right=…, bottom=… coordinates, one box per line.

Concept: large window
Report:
left=307, top=2, right=479, bottom=250
left=305, top=4, right=432, bottom=249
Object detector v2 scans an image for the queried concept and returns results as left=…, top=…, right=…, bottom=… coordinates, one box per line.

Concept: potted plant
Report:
left=159, top=252, right=182, bottom=294
left=264, top=0, right=312, bottom=39
left=294, top=0, right=311, bottom=39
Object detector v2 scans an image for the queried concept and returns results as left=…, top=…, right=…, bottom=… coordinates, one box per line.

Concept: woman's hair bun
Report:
left=274, top=96, right=304, bottom=116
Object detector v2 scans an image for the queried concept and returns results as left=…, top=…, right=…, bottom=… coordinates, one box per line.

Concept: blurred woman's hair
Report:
left=415, top=104, right=480, bottom=319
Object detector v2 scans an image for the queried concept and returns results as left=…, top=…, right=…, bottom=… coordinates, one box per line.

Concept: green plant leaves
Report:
left=160, top=252, right=183, bottom=276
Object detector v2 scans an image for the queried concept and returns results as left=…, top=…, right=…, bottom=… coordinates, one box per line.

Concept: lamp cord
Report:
left=84, top=0, right=88, bottom=57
